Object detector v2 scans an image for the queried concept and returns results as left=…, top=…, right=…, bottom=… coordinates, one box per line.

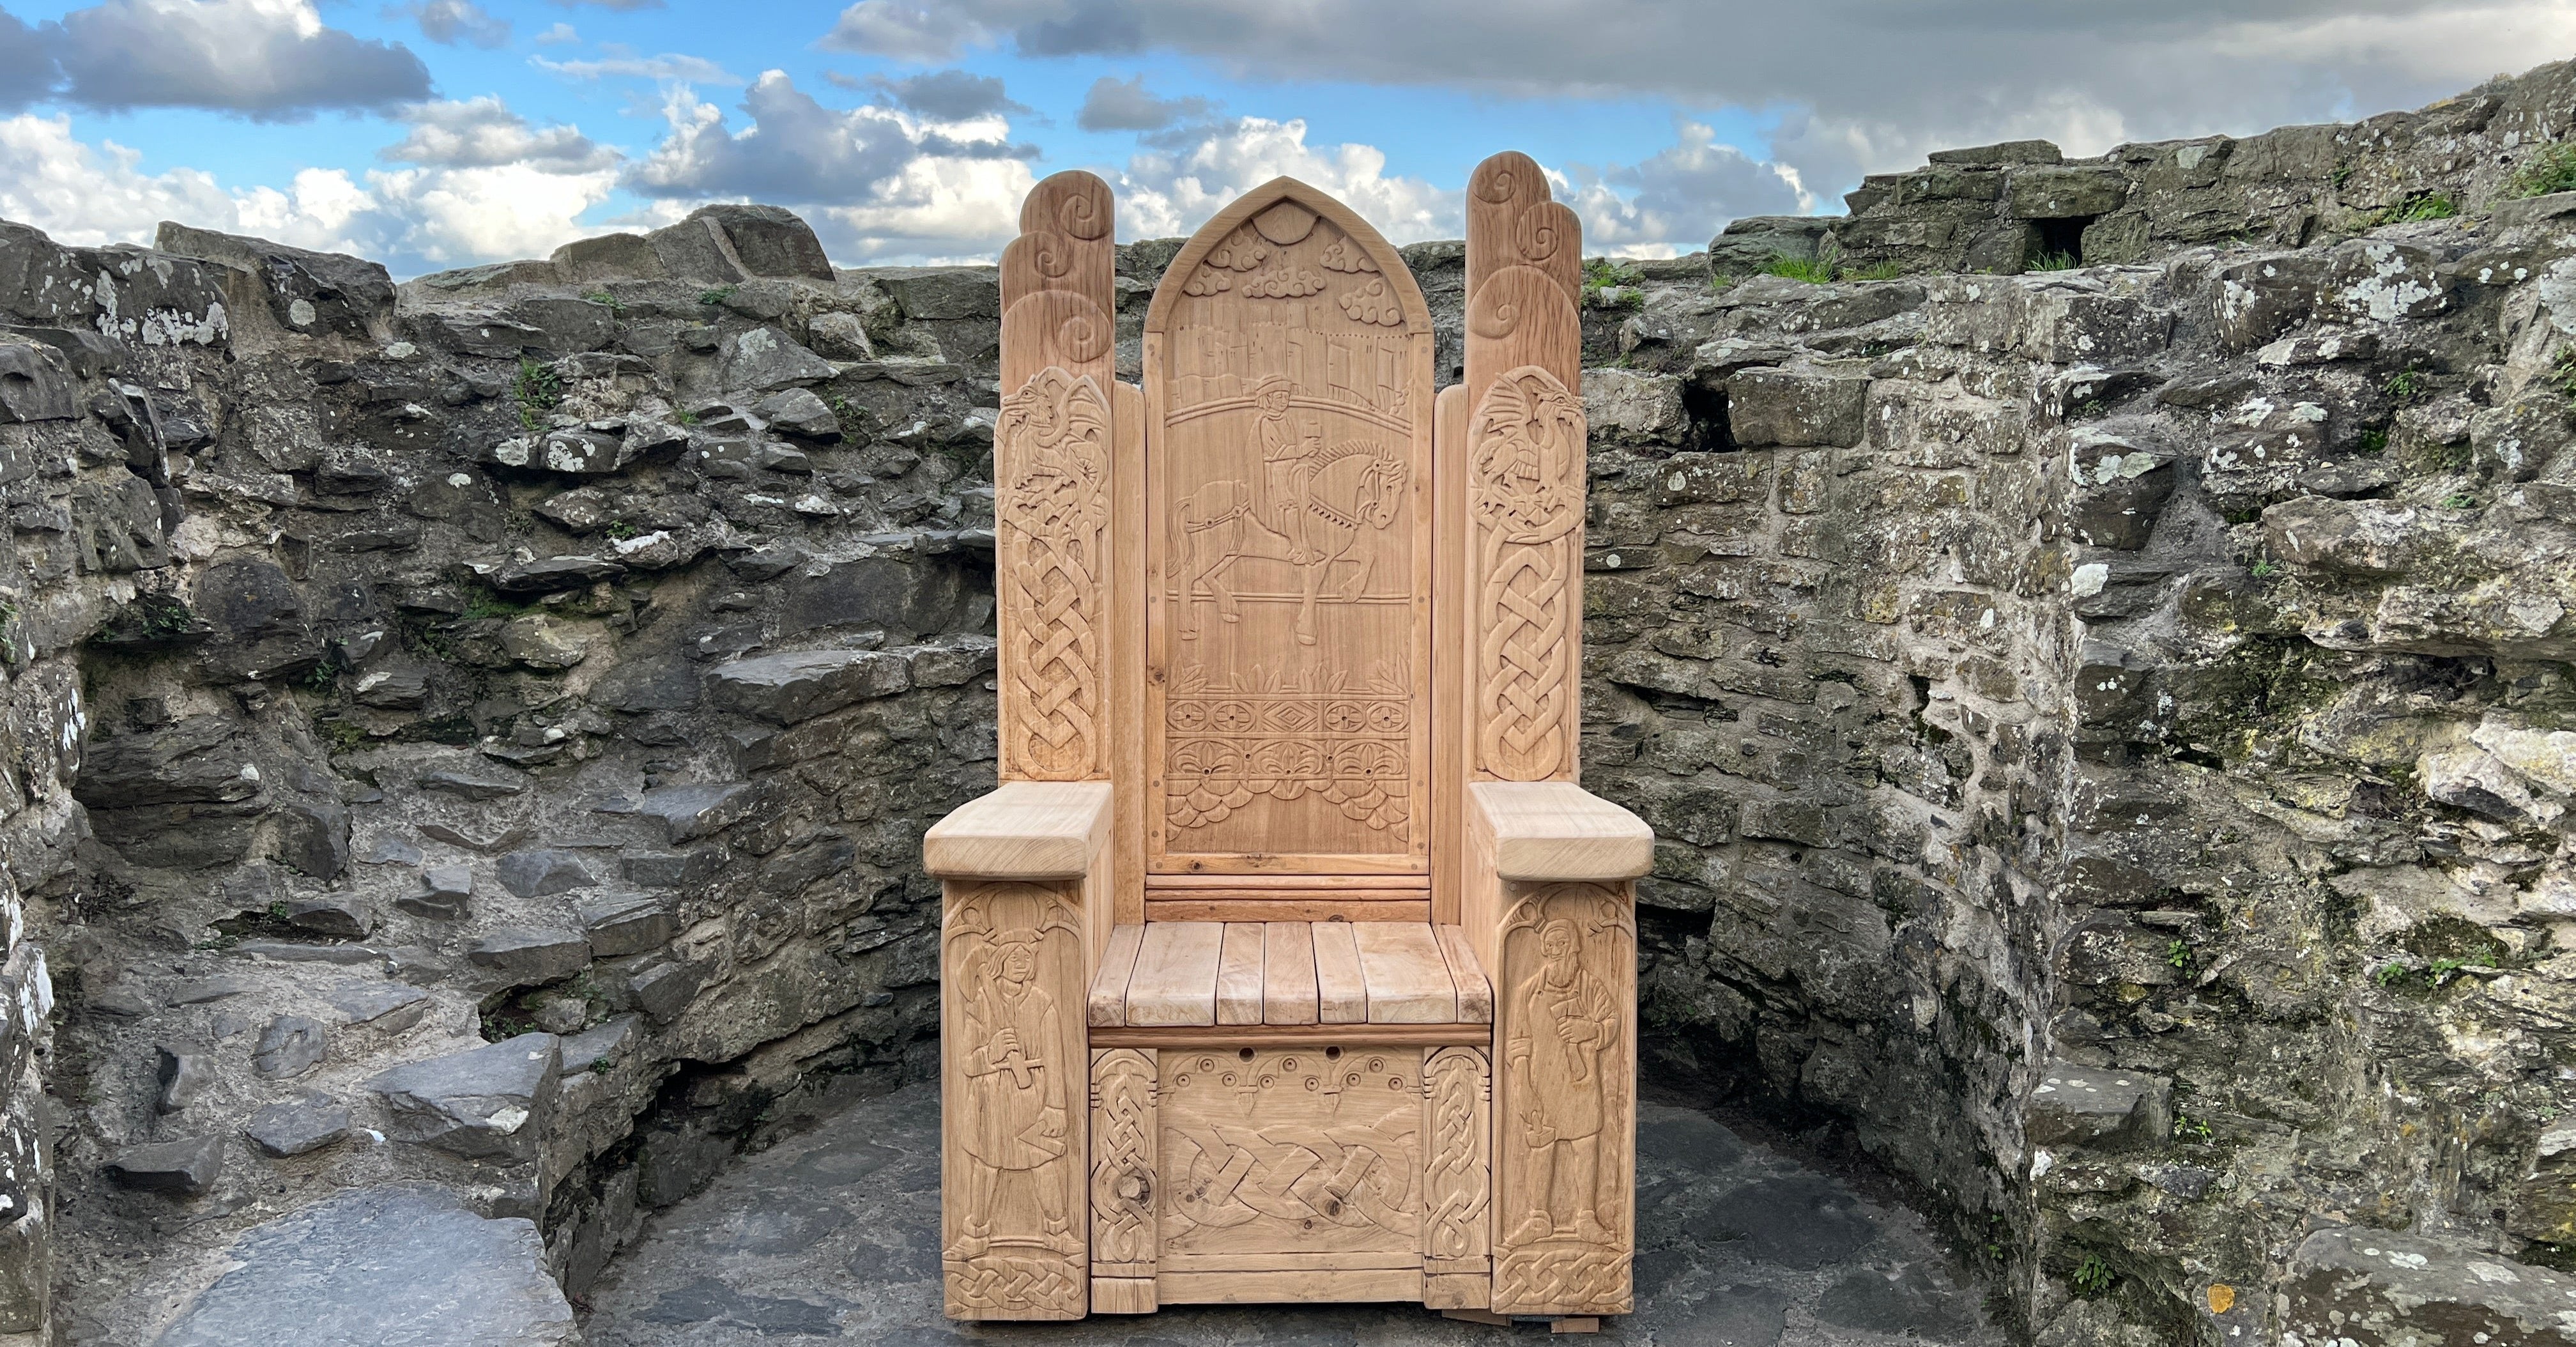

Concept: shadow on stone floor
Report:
left=580, top=1083, right=2000, bottom=1346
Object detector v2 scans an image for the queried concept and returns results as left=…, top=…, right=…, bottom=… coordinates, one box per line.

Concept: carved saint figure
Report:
left=1507, top=918, right=1617, bottom=1245
left=951, top=934, right=1080, bottom=1257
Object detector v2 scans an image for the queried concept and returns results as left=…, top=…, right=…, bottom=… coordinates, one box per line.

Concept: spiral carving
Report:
left=1473, top=150, right=1543, bottom=205
left=1004, top=290, right=1112, bottom=367
left=1022, top=169, right=1113, bottom=242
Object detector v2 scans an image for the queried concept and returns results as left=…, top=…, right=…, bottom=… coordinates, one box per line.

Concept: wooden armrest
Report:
left=922, top=781, right=1113, bottom=879
left=1468, top=781, right=1653, bottom=882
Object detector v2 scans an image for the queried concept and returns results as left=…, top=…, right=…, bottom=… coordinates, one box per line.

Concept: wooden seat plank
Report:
left=1434, top=924, right=1492, bottom=1024
left=1126, top=922, right=1223, bottom=1026
left=1263, top=922, right=1320, bottom=1025
left=1310, top=922, right=1368, bottom=1024
left=1089, top=923, right=1146, bottom=1027
left=1353, top=922, right=1457, bottom=1024
left=1216, top=923, right=1265, bottom=1025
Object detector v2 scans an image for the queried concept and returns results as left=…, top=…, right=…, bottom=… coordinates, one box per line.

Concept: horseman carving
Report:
left=1170, top=377, right=1409, bottom=646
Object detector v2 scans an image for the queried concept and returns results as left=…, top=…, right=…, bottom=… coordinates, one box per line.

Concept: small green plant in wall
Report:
left=2071, top=1255, right=2116, bottom=1298
left=514, top=357, right=563, bottom=431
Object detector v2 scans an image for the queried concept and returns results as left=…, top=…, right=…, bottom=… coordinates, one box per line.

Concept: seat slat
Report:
left=1310, top=923, right=1368, bottom=1024
left=1216, top=923, right=1266, bottom=1026
left=1126, top=922, right=1223, bottom=1026
left=1434, top=924, right=1492, bottom=1024
left=1353, top=922, right=1457, bottom=1024
left=1263, top=922, right=1319, bottom=1025
left=1089, top=923, right=1146, bottom=1027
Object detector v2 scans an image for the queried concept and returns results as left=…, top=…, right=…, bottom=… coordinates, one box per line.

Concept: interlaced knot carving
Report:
left=999, top=367, right=1112, bottom=779
left=1471, top=366, right=1585, bottom=781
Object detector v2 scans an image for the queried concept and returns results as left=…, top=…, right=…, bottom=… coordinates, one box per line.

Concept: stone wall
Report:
left=0, top=55, right=2572, bottom=1346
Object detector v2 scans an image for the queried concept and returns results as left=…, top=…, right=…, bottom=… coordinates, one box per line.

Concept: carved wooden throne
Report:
left=923, top=157, right=1653, bottom=1323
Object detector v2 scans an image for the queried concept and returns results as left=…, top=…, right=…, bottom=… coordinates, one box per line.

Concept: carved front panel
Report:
left=1090, top=1047, right=1158, bottom=1277
left=1158, top=1047, right=1423, bottom=1262
left=1493, top=883, right=1635, bottom=1316
left=1147, top=185, right=1433, bottom=870
left=942, top=881, right=1089, bottom=1318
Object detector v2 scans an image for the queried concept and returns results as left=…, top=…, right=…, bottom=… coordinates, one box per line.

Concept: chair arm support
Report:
left=1468, top=781, right=1653, bottom=883
left=923, top=780, right=1114, bottom=879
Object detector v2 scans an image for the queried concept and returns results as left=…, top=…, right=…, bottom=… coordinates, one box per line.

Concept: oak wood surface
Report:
left=924, top=781, right=1114, bottom=879
left=1125, top=921, right=1224, bottom=1026
left=1144, top=898, right=1432, bottom=924
left=1088, top=923, right=1145, bottom=1028
left=1436, top=924, right=1494, bottom=1024
left=1352, top=921, right=1458, bottom=1023
left=1215, top=922, right=1265, bottom=1025
left=1310, top=920, right=1368, bottom=1024
left=1468, top=781, right=1653, bottom=882
left=1158, top=1270, right=1423, bottom=1304
left=1088, top=1024, right=1490, bottom=1048
left=1261, top=921, right=1320, bottom=1025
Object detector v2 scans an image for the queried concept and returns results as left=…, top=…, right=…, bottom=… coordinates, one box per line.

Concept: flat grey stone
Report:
left=167, top=976, right=254, bottom=1006
left=2027, top=1063, right=2170, bottom=1150
left=417, top=768, right=529, bottom=800
left=105, top=1135, right=224, bottom=1195
left=579, top=896, right=673, bottom=958
left=325, top=982, right=433, bottom=1035
left=634, top=781, right=758, bottom=843
left=235, top=942, right=381, bottom=966
left=360, top=833, right=424, bottom=865
left=243, top=1097, right=351, bottom=1158
left=493, top=849, right=592, bottom=898
left=151, top=1187, right=577, bottom=1345
left=365, top=1033, right=560, bottom=1161
left=468, top=928, right=590, bottom=985
left=706, top=649, right=910, bottom=725
left=156, top=1045, right=213, bottom=1114
left=252, top=1015, right=328, bottom=1078
left=2283, top=1227, right=2576, bottom=1346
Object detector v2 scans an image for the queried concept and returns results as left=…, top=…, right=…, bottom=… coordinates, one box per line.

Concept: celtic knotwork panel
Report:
left=1163, top=660, right=1411, bottom=834
left=999, top=367, right=1112, bottom=780
left=1091, top=1049, right=1158, bottom=1276
left=1422, top=1047, right=1491, bottom=1266
left=1158, top=1048, right=1423, bottom=1259
left=1471, top=366, right=1584, bottom=782
left=942, top=881, right=1088, bottom=1318
left=1493, top=882, right=1634, bottom=1316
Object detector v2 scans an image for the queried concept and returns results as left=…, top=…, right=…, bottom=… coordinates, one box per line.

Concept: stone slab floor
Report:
left=581, top=1084, right=2002, bottom=1346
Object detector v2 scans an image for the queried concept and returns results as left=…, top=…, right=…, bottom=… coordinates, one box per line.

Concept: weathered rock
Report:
left=103, top=1135, right=224, bottom=1195
left=752, top=387, right=843, bottom=440
left=151, top=1187, right=578, bottom=1346
left=718, top=328, right=834, bottom=394
left=488, top=555, right=625, bottom=595
left=2281, top=1228, right=2576, bottom=1347
left=401, top=865, right=475, bottom=921
left=707, top=649, right=912, bottom=724
left=1728, top=367, right=1869, bottom=447
left=241, top=1097, right=351, bottom=1158
left=365, top=1034, right=560, bottom=1161
left=634, top=781, right=758, bottom=843
left=324, top=982, right=433, bottom=1036
left=493, top=849, right=594, bottom=898
left=156, top=1045, right=213, bottom=1114
left=251, top=1015, right=329, bottom=1079
left=418, top=767, right=530, bottom=801
left=875, top=266, right=1000, bottom=320
left=2026, top=1063, right=2170, bottom=1150
left=1583, top=369, right=1689, bottom=445
left=155, top=222, right=396, bottom=339
left=467, top=928, right=590, bottom=985
left=579, top=897, right=674, bottom=959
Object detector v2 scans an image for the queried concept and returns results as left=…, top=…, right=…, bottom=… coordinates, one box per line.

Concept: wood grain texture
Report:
left=1089, top=1024, right=1489, bottom=1049
left=1090, top=1047, right=1158, bottom=1291
left=1436, top=925, right=1494, bottom=1024
left=999, top=170, right=1118, bottom=787
left=1113, top=380, right=1148, bottom=925
left=1144, top=898, right=1432, bottom=924
left=1088, top=923, right=1146, bottom=1028
left=1215, top=922, right=1266, bottom=1026
left=1158, top=1270, right=1423, bottom=1304
left=924, top=781, right=1114, bottom=879
left=1144, top=176, right=1436, bottom=875
left=1353, top=921, right=1457, bottom=1024
left=1157, top=1047, right=1420, bottom=1270
left=1492, top=882, right=1636, bottom=1317
left=1126, top=921, right=1224, bottom=1026
left=1311, top=921, right=1368, bottom=1025
left=1262, top=921, right=1319, bottom=1025
left=1468, top=781, right=1653, bottom=882
left=1091, top=1279, right=1156, bottom=1314
left=1148, top=872, right=1429, bottom=889
left=942, top=879, right=1089, bottom=1319
left=1430, top=381, right=1468, bottom=928
left=1422, top=1045, right=1492, bottom=1309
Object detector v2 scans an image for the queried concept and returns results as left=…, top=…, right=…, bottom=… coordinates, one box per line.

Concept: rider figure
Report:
left=1254, top=376, right=1317, bottom=565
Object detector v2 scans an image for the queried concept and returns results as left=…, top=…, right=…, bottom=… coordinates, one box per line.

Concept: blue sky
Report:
left=0, top=0, right=2567, bottom=277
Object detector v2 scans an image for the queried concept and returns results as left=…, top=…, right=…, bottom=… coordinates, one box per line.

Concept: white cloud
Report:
left=533, top=50, right=741, bottom=84
left=533, top=21, right=579, bottom=44
left=0, top=110, right=617, bottom=276
left=832, top=0, right=2576, bottom=205
left=39, top=0, right=433, bottom=119
left=383, top=96, right=620, bottom=172
left=1077, top=74, right=1209, bottom=133
left=393, top=0, right=510, bottom=49
left=1110, top=117, right=1453, bottom=244
left=1559, top=119, right=1808, bottom=257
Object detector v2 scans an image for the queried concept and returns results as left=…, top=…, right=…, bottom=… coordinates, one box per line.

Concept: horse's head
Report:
left=1355, top=449, right=1407, bottom=528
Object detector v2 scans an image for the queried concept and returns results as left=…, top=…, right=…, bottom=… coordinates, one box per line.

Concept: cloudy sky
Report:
left=0, top=0, right=2568, bottom=277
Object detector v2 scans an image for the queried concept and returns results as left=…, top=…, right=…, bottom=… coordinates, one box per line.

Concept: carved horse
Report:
left=1171, top=438, right=1407, bottom=645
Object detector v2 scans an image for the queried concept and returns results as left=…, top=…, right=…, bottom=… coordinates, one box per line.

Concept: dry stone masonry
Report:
left=0, top=55, right=2570, bottom=1347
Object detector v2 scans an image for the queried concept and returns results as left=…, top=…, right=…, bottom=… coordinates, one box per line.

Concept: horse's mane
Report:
left=1305, top=438, right=1398, bottom=470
